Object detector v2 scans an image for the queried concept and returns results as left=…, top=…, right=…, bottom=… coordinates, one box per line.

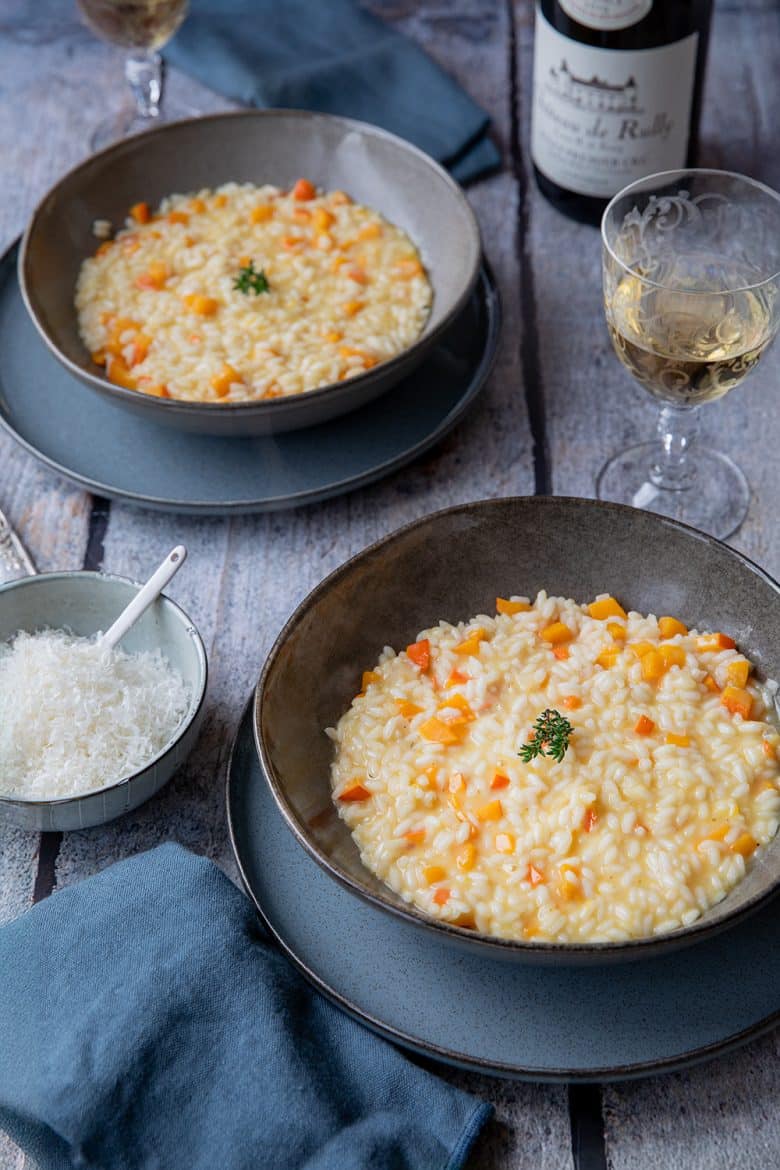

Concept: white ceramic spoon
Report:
left=100, top=545, right=187, bottom=651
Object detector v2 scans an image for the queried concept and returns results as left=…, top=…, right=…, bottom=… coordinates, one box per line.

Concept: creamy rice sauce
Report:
left=76, top=181, right=432, bottom=403
left=328, top=593, right=780, bottom=943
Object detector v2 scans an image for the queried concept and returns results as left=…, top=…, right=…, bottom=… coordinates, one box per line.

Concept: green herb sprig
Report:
left=519, top=709, right=573, bottom=764
left=234, top=261, right=270, bottom=295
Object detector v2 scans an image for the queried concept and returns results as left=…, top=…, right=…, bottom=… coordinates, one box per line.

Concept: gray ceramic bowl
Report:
left=255, top=497, right=780, bottom=964
left=0, top=571, right=207, bottom=831
left=20, top=109, right=481, bottom=437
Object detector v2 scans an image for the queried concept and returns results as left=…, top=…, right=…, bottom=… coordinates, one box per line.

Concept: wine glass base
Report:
left=596, top=442, right=750, bottom=540
left=90, top=101, right=196, bottom=153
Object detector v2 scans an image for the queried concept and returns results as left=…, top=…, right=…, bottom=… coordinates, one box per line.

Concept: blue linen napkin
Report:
left=165, top=0, right=501, bottom=184
left=0, top=843, right=491, bottom=1170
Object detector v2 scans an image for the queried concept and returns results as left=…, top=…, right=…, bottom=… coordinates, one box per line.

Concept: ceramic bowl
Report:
left=255, top=496, right=780, bottom=964
left=0, top=571, right=207, bottom=830
left=19, top=109, right=481, bottom=437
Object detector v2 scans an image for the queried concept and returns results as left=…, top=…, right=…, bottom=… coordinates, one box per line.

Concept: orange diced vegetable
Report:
left=629, top=641, right=655, bottom=659
left=704, top=823, right=731, bottom=842
left=342, top=299, right=365, bottom=317
left=167, top=209, right=189, bottom=225
left=128, top=334, right=151, bottom=366
left=454, top=628, right=487, bottom=656
left=596, top=645, right=620, bottom=669
left=361, top=670, right=380, bottom=690
left=557, top=865, right=580, bottom=901
left=659, top=616, right=688, bottom=639
left=553, top=646, right=569, bottom=661
left=91, top=350, right=107, bottom=365
left=697, top=633, right=737, bottom=652
left=703, top=674, right=720, bottom=693
left=476, top=800, right=502, bottom=822
left=213, top=193, right=228, bottom=208
left=292, top=208, right=311, bottom=222
left=456, top=843, right=476, bottom=871
left=313, top=208, right=335, bottom=232
left=347, top=266, right=369, bottom=285
left=106, top=356, right=137, bottom=391
left=143, top=383, right=170, bottom=398
left=495, top=832, right=515, bottom=854
left=404, top=828, right=426, bottom=845
left=641, top=650, right=665, bottom=682
left=330, top=190, right=352, bottom=206
left=129, top=201, right=150, bottom=223
left=330, top=255, right=348, bottom=272
left=250, top=204, right=274, bottom=223
left=438, top=693, right=475, bottom=723
left=665, top=733, right=690, bottom=747
left=583, top=807, right=598, bottom=832
left=210, top=363, right=241, bottom=397
left=395, top=699, right=422, bottom=719
left=527, top=864, right=544, bottom=887
left=293, top=178, right=317, bottom=201
left=445, top=669, right=470, bottom=689
left=183, top=294, right=219, bottom=316
left=95, top=240, right=113, bottom=257
left=588, top=597, right=627, bottom=621
left=562, top=695, right=581, bottom=710
left=491, top=771, right=510, bottom=790
left=541, top=621, right=574, bottom=644
left=720, top=686, right=753, bottom=719
left=634, top=715, right=655, bottom=736
left=406, top=639, right=430, bottom=671
left=418, top=718, right=462, bottom=745
left=424, top=865, right=447, bottom=885
left=433, top=887, right=451, bottom=906
left=357, top=222, right=381, bottom=240
left=726, top=659, right=751, bottom=688
left=135, top=261, right=168, bottom=290
left=659, top=644, right=685, bottom=670
left=496, top=597, right=531, bottom=615
left=338, top=782, right=371, bottom=802
left=731, top=833, right=757, bottom=858
left=607, top=622, right=627, bottom=641
left=189, top=198, right=206, bottom=214
left=763, top=740, right=777, bottom=759
left=322, top=329, right=343, bottom=343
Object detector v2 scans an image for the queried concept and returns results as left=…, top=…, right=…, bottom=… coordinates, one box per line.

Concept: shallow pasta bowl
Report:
left=253, top=496, right=780, bottom=965
left=0, top=571, right=207, bottom=831
left=19, top=109, right=481, bottom=437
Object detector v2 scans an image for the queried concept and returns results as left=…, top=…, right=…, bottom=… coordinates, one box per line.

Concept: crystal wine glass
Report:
left=598, top=169, right=780, bottom=540
left=77, top=0, right=190, bottom=152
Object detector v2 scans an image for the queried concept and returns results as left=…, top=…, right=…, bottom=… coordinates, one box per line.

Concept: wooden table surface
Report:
left=1, top=2, right=778, bottom=1167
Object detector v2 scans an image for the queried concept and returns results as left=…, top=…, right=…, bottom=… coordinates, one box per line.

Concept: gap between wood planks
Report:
left=506, top=3, right=606, bottom=1167
left=32, top=495, right=110, bottom=904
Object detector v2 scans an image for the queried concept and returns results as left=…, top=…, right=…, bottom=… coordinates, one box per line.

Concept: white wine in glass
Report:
left=77, top=0, right=190, bottom=151
left=599, top=170, right=780, bottom=539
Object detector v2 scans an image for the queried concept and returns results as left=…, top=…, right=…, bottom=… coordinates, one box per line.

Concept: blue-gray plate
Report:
left=0, top=243, right=498, bottom=514
left=227, top=699, right=780, bottom=1081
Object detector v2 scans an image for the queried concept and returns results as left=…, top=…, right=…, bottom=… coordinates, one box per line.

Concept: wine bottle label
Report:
left=531, top=7, right=698, bottom=198
left=558, top=1, right=652, bottom=31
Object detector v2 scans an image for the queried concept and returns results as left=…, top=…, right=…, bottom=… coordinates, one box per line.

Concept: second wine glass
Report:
left=598, top=169, right=780, bottom=540
left=78, top=0, right=190, bottom=152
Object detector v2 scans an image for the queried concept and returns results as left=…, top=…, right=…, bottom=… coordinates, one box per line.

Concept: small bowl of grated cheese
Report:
left=0, top=571, right=207, bottom=830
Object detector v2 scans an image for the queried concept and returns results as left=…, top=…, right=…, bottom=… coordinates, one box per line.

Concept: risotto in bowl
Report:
left=255, top=497, right=780, bottom=964
left=20, top=110, right=480, bottom=436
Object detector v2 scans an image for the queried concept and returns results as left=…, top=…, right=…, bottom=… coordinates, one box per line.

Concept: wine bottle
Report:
left=530, top=1, right=713, bottom=224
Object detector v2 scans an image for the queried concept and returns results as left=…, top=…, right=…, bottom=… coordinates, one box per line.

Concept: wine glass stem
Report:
left=125, top=50, right=163, bottom=120
left=650, top=404, right=700, bottom=491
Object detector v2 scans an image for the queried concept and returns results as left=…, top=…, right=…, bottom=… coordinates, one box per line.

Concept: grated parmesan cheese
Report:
left=0, top=629, right=191, bottom=800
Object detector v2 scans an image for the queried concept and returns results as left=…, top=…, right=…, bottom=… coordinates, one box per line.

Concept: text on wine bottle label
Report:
left=531, top=7, right=698, bottom=198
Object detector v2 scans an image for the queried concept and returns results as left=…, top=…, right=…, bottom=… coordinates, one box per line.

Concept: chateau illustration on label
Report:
left=547, top=59, right=641, bottom=113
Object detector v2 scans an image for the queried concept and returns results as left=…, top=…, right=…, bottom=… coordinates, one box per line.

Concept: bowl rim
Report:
left=254, top=494, right=780, bottom=958
left=19, top=107, right=482, bottom=419
left=0, top=569, right=208, bottom=807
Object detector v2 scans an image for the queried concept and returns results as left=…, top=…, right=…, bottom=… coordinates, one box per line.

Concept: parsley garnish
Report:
left=234, top=261, right=270, bottom=295
left=519, top=709, right=573, bottom=764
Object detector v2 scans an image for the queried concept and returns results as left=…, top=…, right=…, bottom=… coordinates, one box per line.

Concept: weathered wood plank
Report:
left=514, top=0, right=780, bottom=1166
